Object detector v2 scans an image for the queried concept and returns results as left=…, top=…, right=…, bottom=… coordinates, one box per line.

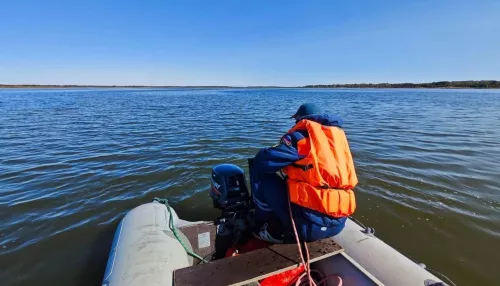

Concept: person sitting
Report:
left=250, top=103, right=358, bottom=243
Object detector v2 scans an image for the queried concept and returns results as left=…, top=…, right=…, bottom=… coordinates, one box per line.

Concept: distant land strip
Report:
left=304, top=80, right=500, bottom=89
left=1, top=80, right=499, bottom=89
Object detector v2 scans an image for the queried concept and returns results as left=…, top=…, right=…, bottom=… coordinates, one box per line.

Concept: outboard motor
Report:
left=209, top=164, right=252, bottom=259
left=210, top=164, right=251, bottom=212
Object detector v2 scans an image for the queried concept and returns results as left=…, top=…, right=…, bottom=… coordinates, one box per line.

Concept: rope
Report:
left=286, top=192, right=342, bottom=286
left=293, top=270, right=343, bottom=286
left=427, top=267, right=457, bottom=286
left=153, top=198, right=208, bottom=263
left=287, top=195, right=313, bottom=286
left=197, top=250, right=216, bottom=265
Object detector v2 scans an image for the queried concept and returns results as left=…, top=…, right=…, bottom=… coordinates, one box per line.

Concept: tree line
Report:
left=304, top=80, right=500, bottom=89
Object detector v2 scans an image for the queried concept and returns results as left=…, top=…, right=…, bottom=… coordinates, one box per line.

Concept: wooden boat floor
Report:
left=174, top=225, right=344, bottom=286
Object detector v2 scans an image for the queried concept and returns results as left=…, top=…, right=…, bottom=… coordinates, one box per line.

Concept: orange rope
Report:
left=287, top=191, right=315, bottom=286
left=287, top=191, right=342, bottom=286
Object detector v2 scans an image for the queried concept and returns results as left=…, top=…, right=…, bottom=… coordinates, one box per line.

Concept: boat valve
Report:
left=362, top=226, right=376, bottom=236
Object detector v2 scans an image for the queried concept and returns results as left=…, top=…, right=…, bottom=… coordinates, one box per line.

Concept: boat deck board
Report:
left=173, top=237, right=344, bottom=286
left=179, top=222, right=218, bottom=261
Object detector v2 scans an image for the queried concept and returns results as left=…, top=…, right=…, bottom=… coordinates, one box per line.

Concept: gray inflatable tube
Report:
left=102, top=202, right=446, bottom=286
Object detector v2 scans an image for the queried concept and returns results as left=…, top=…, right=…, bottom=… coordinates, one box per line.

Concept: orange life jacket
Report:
left=283, top=119, right=357, bottom=217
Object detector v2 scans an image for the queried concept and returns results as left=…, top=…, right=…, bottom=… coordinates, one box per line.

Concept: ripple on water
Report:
left=1, top=88, right=500, bottom=286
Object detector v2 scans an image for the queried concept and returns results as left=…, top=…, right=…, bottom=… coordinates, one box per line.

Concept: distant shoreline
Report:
left=304, top=80, right=500, bottom=89
left=1, top=80, right=499, bottom=89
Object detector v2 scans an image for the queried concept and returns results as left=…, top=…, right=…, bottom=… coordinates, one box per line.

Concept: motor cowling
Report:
left=209, top=164, right=250, bottom=212
left=209, top=164, right=253, bottom=260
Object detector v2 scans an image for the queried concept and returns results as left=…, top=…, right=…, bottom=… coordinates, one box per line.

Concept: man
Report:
left=250, top=103, right=358, bottom=243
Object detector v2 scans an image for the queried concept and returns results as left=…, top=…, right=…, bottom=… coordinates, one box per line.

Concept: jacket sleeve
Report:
left=252, top=134, right=302, bottom=174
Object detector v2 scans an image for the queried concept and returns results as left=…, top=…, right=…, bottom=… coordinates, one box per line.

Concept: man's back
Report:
left=251, top=104, right=357, bottom=243
left=283, top=115, right=357, bottom=218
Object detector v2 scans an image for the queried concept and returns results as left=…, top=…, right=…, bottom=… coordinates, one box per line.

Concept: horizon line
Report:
left=1, top=80, right=500, bottom=89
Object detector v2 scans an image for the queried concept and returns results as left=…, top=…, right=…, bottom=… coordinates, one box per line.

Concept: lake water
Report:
left=1, top=88, right=499, bottom=286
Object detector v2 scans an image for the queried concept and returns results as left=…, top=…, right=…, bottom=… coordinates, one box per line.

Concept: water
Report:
left=1, top=88, right=499, bottom=286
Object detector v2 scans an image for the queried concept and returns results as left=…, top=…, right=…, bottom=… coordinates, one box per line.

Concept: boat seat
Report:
left=173, top=234, right=344, bottom=286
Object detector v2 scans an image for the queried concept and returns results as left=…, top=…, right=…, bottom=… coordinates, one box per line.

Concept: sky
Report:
left=0, top=0, right=499, bottom=86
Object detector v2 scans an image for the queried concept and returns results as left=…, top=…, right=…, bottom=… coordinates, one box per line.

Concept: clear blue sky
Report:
left=1, top=0, right=499, bottom=86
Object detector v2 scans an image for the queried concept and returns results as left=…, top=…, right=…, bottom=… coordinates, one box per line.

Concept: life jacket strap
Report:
left=319, top=185, right=347, bottom=190
left=292, top=163, right=314, bottom=171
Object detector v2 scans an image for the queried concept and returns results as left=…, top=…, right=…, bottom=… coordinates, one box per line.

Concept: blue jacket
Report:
left=251, top=114, right=347, bottom=241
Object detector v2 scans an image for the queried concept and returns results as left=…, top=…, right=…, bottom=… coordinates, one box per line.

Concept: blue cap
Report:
left=291, top=103, right=321, bottom=119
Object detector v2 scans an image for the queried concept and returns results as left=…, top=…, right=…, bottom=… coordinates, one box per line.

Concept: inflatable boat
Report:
left=101, top=164, right=450, bottom=286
